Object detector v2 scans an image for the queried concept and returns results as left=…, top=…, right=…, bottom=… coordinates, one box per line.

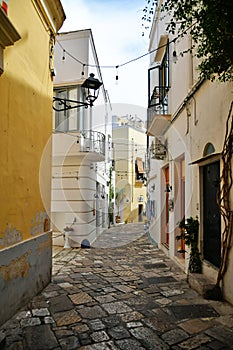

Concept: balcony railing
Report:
left=80, top=130, right=105, bottom=156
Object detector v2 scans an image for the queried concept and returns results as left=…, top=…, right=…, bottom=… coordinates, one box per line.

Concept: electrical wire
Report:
left=56, top=21, right=197, bottom=71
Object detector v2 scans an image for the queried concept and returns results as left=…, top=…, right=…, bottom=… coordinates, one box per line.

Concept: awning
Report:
left=154, top=35, right=168, bottom=63
left=136, top=158, right=144, bottom=173
left=189, top=153, right=221, bottom=165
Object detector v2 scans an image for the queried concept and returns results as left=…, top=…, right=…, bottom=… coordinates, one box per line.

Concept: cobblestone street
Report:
left=1, top=223, right=233, bottom=349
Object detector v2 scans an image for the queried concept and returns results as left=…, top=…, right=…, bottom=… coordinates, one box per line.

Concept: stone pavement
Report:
left=1, top=223, right=233, bottom=349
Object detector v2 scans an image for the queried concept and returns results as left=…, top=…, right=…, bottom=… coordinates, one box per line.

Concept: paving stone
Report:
left=102, top=301, right=132, bottom=314
left=80, top=342, right=113, bottom=349
left=102, top=315, right=122, bottom=327
left=59, top=335, right=80, bottom=349
left=107, top=326, right=131, bottom=340
left=142, top=317, right=174, bottom=333
left=179, top=334, right=211, bottom=349
left=23, top=325, right=58, bottom=350
left=179, top=319, right=211, bottom=334
left=44, top=316, right=55, bottom=324
left=161, top=289, right=184, bottom=297
left=79, top=332, right=92, bottom=346
left=72, top=323, right=89, bottom=333
left=161, top=328, right=189, bottom=345
left=145, top=276, right=177, bottom=284
left=93, top=294, right=116, bottom=303
left=168, top=304, right=219, bottom=321
left=126, top=321, right=143, bottom=328
left=16, top=311, right=32, bottom=320
left=68, top=292, right=94, bottom=305
left=20, top=317, right=41, bottom=328
left=207, top=339, right=231, bottom=350
left=143, top=263, right=167, bottom=269
left=49, top=294, right=74, bottom=313
left=89, top=319, right=106, bottom=331
left=120, top=311, right=144, bottom=322
left=90, top=330, right=109, bottom=342
left=129, top=326, right=169, bottom=350
left=53, top=310, right=81, bottom=326
left=115, top=285, right=135, bottom=293
left=116, top=338, right=146, bottom=349
left=205, top=325, right=233, bottom=348
left=155, top=297, right=173, bottom=306
left=32, top=308, right=50, bottom=317
left=78, top=306, right=107, bottom=319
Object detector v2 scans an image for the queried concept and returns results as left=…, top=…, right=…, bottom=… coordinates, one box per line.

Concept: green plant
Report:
left=177, top=216, right=202, bottom=273
left=161, top=0, right=233, bottom=82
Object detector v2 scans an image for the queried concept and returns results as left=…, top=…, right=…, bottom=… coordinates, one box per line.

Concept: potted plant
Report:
left=177, top=216, right=202, bottom=273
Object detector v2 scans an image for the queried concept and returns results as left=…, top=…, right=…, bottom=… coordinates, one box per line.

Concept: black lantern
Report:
left=53, top=73, right=102, bottom=111
left=81, top=73, right=103, bottom=106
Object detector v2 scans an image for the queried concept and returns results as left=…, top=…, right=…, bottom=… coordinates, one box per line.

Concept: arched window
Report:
left=203, top=143, right=215, bottom=156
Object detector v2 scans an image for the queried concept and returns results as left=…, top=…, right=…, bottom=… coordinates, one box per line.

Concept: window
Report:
left=148, top=42, right=170, bottom=114
left=135, top=157, right=144, bottom=181
left=54, top=86, right=83, bottom=132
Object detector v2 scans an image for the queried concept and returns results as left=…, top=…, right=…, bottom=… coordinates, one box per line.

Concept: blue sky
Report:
left=60, top=0, right=149, bottom=108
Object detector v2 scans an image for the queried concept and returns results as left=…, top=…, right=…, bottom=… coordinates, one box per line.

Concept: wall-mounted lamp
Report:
left=53, top=73, right=103, bottom=111
left=165, top=184, right=172, bottom=193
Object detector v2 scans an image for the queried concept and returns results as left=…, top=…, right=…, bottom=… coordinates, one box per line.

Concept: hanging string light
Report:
left=172, top=40, right=178, bottom=64
left=81, top=64, right=86, bottom=77
left=115, top=65, right=119, bottom=84
left=55, top=21, right=196, bottom=77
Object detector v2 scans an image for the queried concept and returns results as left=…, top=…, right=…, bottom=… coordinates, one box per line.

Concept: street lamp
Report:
left=53, top=73, right=103, bottom=111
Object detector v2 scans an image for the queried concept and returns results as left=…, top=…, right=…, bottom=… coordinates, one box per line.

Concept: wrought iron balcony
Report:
left=147, top=85, right=171, bottom=137
left=80, top=130, right=105, bottom=157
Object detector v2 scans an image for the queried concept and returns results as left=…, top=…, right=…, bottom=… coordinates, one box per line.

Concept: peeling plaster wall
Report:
left=0, top=232, right=52, bottom=326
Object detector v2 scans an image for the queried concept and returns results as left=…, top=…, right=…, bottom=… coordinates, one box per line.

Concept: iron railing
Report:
left=80, top=130, right=105, bottom=156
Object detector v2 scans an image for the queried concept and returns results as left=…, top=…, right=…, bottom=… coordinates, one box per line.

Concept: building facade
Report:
left=0, top=0, right=65, bottom=325
left=51, top=29, right=112, bottom=247
left=113, top=115, right=147, bottom=223
left=146, top=1, right=233, bottom=303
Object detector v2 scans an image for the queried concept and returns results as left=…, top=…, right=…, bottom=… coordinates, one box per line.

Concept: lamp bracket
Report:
left=53, top=97, right=90, bottom=111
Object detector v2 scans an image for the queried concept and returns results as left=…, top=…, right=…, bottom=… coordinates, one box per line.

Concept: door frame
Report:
left=199, top=157, right=221, bottom=267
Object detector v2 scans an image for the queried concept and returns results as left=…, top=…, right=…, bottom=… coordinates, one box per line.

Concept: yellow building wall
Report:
left=113, top=126, right=147, bottom=223
left=0, top=0, right=53, bottom=248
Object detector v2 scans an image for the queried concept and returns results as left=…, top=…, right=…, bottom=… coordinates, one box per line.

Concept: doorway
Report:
left=202, top=161, right=221, bottom=268
left=165, top=166, right=169, bottom=246
left=138, top=204, right=143, bottom=222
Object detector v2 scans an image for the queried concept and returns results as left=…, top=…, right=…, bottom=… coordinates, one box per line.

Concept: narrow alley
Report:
left=1, top=223, right=233, bottom=349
